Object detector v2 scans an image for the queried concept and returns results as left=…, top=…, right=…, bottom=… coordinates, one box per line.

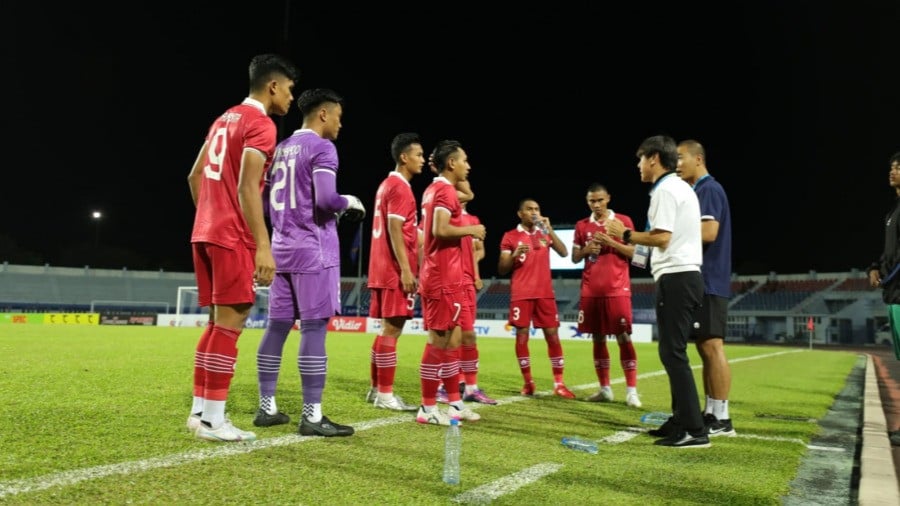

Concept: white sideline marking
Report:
left=606, top=429, right=822, bottom=448
left=807, top=445, right=845, bottom=452
left=0, top=349, right=809, bottom=499
left=603, top=428, right=644, bottom=444
left=451, top=463, right=563, bottom=504
left=0, top=416, right=408, bottom=499
left=545, top=349, right=804, bottom=397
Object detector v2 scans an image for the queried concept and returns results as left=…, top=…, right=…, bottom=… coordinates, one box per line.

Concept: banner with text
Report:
left=154, top=313, right=651, bottom=342
left=100, top=312, right=158, bottom=326
left=0, top=313, right=46, bottom=325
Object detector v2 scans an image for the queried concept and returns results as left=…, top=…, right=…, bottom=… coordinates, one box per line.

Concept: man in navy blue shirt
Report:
left=677, top=139, right=735, bottom=437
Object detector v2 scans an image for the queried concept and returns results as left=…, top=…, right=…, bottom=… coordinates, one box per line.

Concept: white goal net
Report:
left=174, top=285, right=270, bottom=327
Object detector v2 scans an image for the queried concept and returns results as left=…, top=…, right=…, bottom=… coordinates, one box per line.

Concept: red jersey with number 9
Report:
left=191, top=98, right=276, bottom=249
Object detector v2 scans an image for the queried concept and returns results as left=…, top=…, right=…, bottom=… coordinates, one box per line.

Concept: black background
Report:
left=5, top=1, right=899, bottom=279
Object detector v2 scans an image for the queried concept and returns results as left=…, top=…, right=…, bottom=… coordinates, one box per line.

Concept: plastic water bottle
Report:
left=560, top=436, right=598, bottom=454
left=640, top=412, right=671, bottom=426
left=588, top=210, right=614, bottom=263
left=443, top=419, right=461, bottom=484
left=533, top=215, right=548, bottom=234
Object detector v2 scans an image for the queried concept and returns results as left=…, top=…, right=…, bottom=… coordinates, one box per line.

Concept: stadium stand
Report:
left=0, top=263, right=888, bottom=346
left=340, top=280, right=357, bottom=306
left=834, top=277, right=871, bottom=292
left=631, top=280, right=656, bottom=310
left=0, top=263, right=192, bottom=312
left=356, top=285, right=371, bottom=313
left=731, top=278, right=840, bottom=312
left=479, top=280, right=511, bottom=309
left=731, top=279, right=758, bottom=294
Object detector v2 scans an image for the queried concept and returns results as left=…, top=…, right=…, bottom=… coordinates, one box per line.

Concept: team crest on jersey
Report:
left=539, top=238, right=548, bottom=247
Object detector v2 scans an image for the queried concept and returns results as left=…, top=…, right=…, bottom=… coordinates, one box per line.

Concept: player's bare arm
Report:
left=497, top=243, right=528, bottom=276
left=543, top=218, right=568, bottom=257
left=237, top=148, right=275, bottom=286
left=596, top=232, right=635, bottom=259
left=388, top=216, right=416, bottom=294
left=701, top=219, right=720, bottom=244
left=607, top=219, right=671, bottom=249
left=433, top=209, right=485, bottom=241
left=187, top=141, right=209, bottom=207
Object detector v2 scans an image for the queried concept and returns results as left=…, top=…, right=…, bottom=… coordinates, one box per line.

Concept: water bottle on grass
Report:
left=561, top=436, right=598, bottom=454
left=443, top=419, right=461, bottom=484
left=640, top=412, right=671, bottom=426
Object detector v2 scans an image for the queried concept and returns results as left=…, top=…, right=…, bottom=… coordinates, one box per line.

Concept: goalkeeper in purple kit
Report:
left=253, top=88, right=364, bottom=437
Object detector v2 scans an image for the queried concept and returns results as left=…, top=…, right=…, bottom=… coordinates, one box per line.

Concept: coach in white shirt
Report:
left=606, top=134, right=707, bottom=449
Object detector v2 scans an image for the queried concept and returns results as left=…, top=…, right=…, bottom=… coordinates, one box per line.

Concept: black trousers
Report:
left=655, top=271, right=705, bottom=432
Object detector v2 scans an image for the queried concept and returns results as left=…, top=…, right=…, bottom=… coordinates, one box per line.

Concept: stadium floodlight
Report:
left=91, top=210, right=103, bottom=248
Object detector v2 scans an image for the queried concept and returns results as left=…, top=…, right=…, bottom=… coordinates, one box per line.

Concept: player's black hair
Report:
left=248, top=54, right=299, bottom=92
left=296, top=88, right=344, bottom=118
left=586, top=183, right=608, bottom=194
left=391, top=132, right=421, bottom=164
left=430, top=139, right=463, bottom=173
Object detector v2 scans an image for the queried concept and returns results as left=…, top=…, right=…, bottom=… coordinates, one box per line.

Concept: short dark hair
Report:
left=391, top=133, right=421, bottom=163
left=587, top=183, right=608, bottom=194
left=430, top=139, right=463, bottom=173
left=637, top=135, right=678, bottom=172
left=518, top=198, right=538, bottom=211
left=678, top=139, right=706, bottom=163
left=248, top=54, right=299, bottom=92
left=296, top=88, right=344, bottom=118
left=890, top=152, right=900, bottom=166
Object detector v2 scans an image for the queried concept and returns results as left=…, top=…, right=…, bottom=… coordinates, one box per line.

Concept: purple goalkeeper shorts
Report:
left=268, top=267, right=341, bottom=320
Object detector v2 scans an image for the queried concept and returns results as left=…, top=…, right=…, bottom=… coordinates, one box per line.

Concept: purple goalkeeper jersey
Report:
left=267, top=129, right=342, bottom=273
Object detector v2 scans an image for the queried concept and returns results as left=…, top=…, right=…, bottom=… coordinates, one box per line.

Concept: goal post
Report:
left=174, top=285, right=270, bottom=327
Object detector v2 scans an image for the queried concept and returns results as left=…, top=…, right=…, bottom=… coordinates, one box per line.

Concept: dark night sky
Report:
left=5, top=1, right=900, bottom=280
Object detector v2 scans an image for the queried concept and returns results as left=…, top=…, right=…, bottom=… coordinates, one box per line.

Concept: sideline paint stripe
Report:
left=0, top=416, right=408, bottom=499
left=451, top=463, right=563, bottom=504
left=602, top=429, right=644, bottom=444
left=611, top=428, right=823, bottom=448
left=564, top=349, right=805, bottom=393
left=0, top=350, right=806, bottom=499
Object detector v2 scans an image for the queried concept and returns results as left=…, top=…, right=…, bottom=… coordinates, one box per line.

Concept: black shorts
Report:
left=691, top=294, right=728, bottom=340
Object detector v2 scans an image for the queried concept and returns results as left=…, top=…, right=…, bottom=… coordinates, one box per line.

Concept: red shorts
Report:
left=422, top=290, right=470, bottom=332
left=192, top=242, right=256, bottom=307
left=577, top=296, right=633, bottom=336
left=508, top=297, right=559, bottom=329
left=369, top=287, right=416, bottom=319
